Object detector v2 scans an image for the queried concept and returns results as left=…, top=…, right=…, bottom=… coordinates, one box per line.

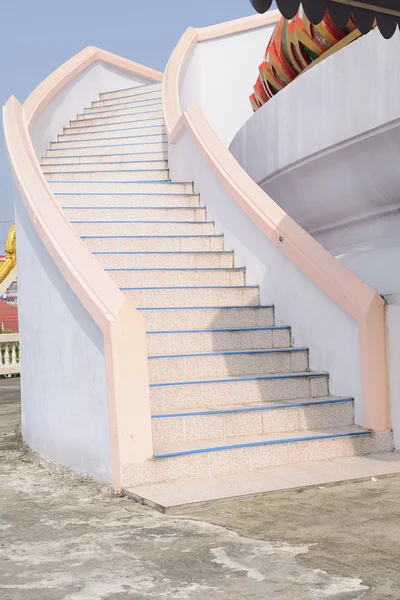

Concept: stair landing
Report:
left=124, top=450, right=400, bottom=513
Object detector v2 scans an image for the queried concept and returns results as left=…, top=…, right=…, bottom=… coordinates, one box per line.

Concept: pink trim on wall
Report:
left=3, top=46, right=162, bottom=489
left=163, top=19, right=390, bottom=432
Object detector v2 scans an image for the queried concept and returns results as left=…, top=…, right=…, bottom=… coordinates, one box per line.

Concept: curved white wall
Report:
left=180, top=22, right=276, bottom=146
left=15, top=187, right=111, bottom=481
left=229, top=29, right=400, bottom=297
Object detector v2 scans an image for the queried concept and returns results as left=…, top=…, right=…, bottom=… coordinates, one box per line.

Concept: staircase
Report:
left=41, top=82, right=391, bottom=501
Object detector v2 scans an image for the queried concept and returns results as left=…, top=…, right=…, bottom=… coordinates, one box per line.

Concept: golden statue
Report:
left=0, top=224, right=17, bottom=284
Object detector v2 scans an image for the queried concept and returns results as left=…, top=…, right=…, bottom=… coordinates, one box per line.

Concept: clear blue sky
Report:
left=0, top=0, right=275, bottom=251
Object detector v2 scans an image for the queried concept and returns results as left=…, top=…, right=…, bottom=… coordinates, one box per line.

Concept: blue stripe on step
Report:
left=104, top=267, right=241, bottom=272
left=151, top=397, right=353, bottom=419
left=47, top=141, right=168, bottom=150
left=50, top=180, right=188, bottom=184
left=150, top=372, right=328, bottom=388
left=148, top=347, right=307, bottom=359
left=52, top=132, right=167, bottom=144
left=81, top=234, right=222, bottom=238
left=92, top=251, right=232, bottom=255
left=153, top=430, right=371, bottom=459
left=147, top=326, right=286, bottom=334
left=121, top=285, right=257, bottom=290
left=137, top=305, right=274, bottom=311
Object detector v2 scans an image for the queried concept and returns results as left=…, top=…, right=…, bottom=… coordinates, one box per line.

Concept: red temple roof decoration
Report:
left=250, top=0, right=400, bottom=38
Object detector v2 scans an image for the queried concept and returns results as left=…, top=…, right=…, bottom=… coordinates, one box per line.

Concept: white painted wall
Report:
left=386, top=296, right=400, bottom=449
left=169, top=131, right=362, bottom=423
left=229, top=29, right=400, bottom=296
left=180, top=23, right=276, bottom=146
left=14, top=187, right=111, bottom=482
left=30, top=61, right=156, bottom=160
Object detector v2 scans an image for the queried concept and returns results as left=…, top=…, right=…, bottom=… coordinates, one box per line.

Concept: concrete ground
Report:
left=0, top=379, right=399, bottom=599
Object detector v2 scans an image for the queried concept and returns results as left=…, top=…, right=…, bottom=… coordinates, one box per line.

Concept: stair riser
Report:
left=42, top=160, right=168, bottom=172
left=66, top=207, right=205, bottom=221
left=152, top=402, right=355, bottom=446
left=108, top=269, right=245, bottom=289
left=57, top=194, right=200, bottom=208
left=82, top=101, right=163, bottom=118
left=82, top=236, right=224, bottom=252
left=59, top=125, right=165, bottom=141
left=148, top=350, right=308, bottom=383
left=46, top=144, right=167, bottom=157
left=50, top=134, right=166, bottom=149
left=43, top=152, right=167, bottom=164
left=49, top=181, right=193, bottom=194
left=67, top=117, right=164, bottom=133
left=141, top=307, right=275, bottom=332
left=147, top=327, right=290, bottom=355
left=150, top=375, right=329, bottom=412
left=71, top=110, right=164, bottom=127
left=93, top=90, right=161, bottom=107
left=124, top=432, right=376, bottom=486
left=45, top=170, right=169, bottom=182
left=96, top=252, right=234, bottom=269
left=100, top=83, right=162, bottom=101
left=124, top=287, right=259, bottom=309
left=78, top=223, right=213, bottom=236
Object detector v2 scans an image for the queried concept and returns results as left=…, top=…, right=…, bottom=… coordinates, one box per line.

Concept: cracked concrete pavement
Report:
left=0, top=378, right=399, bottom=599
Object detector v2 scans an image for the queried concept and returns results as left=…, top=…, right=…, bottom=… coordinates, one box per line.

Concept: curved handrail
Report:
left=25, top=46, right=163, bottom=127
left=3, top=47, right=162, bottom=488
left=163, top=14, right=390, bottom=432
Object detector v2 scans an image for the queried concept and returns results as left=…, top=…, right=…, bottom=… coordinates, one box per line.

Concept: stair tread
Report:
left=148, top=347, right=306, bottom=359
left=147, top=325, right=282, bottom=333
left=152, top=395, right=353, bottom=418
left=151, top=370, right=327, bottom=387
left=154, top=426, right=370, bottom=457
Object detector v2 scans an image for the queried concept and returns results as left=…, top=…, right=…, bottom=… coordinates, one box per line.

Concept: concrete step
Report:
left=122, top=285, right=259, bottom=309
left=93, top=251, right=234, bottom=269
left=78, top=222, right=213, bottom=236
left=99, top=82, right=162, bottom=101
left=82, top=234, right=224, bottom=252
left=45, top=169, right=169, bottom=182
left=42, top=160, right=168, bottom=172
left=56, top=193, right=200, bottom=208
left=151, top=397, right=355, bottom=446
left=124, top=449, right=398, bottom=512
left=106, top=267, right=246, bottom=289
left=150, top=371, right=329, bottom=412
left=92, top=89, right=161, bottom=108
left=148, top=347, right=308, bottom=384
left=71, top=109, right=164, bottom=128
left=66, top=116, right=164, bottom=133
left=46, top=142, right=167, bottom=157
left=50, top=133, right=166, bottom=149
left=82, top=100, right=163, bottom=118
left=124, top=426, right=372, bottom=486
left=65, top=206, right=206, bottom=221
left=146, top=325, right=290, bottom=355
left=139, top=306, right=275, bottom=332
left=49, top=181, right=193, bottom=194
left=58, top=124, right=165, bottom=141
left=43, top=151, right=167, bottom=164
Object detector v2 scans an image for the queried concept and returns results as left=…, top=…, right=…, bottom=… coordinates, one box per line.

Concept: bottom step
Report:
left=124, top=449, right=399, bottom=513
left=122, top=430, right=392, bottom=488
